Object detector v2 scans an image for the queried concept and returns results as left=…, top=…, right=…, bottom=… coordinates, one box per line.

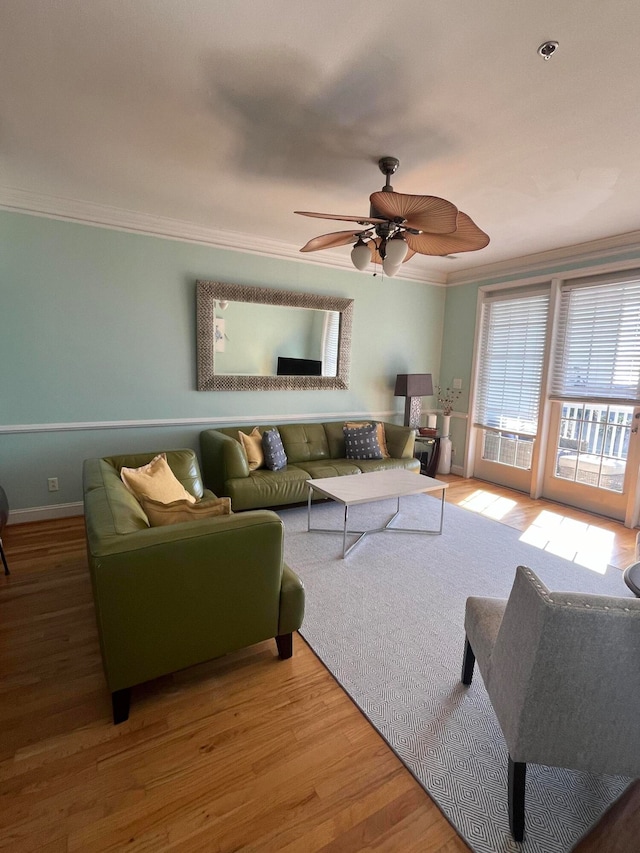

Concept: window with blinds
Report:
left=551, top=276, right=640, bottom=404
left=321, top=310, right=340, bottom=377
left=474, top=290, right=550, bottom=436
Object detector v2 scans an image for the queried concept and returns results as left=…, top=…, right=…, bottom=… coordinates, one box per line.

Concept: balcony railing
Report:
left=555, top=403, right=632, bottom=493
left=480, top=403, right=633, bottom=491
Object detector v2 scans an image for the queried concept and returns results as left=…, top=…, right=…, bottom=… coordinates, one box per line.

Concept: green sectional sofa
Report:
left=199, top=421, right=419, bottom=511
left=83, top=449, right=305, bottom=724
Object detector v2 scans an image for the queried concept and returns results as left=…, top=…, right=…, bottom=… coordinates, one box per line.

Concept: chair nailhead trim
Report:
left=522, top=566, right=639, bottom=612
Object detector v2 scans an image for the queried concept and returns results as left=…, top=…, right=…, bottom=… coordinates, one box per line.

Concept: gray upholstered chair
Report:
left=461, top=565, right=640, bottom=842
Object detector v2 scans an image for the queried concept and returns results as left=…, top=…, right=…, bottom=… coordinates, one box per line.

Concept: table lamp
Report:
left=394, top=373, right=433, bottom=429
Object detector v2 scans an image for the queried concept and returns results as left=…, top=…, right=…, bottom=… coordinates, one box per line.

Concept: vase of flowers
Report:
left=437, top=385, right=462, bottom=420
left=436, top=385, right=461, bottom=474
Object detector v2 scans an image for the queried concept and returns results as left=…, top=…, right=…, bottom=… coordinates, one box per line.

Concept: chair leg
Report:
left=275, top=632, right=293, bottom=660
left=461, top=636, right=475, bottom=685
left=112, top=687, right=131, bottom=725
left=0, top=539, right=9, bottom=576
left=508, top=755, right=526, bottom=842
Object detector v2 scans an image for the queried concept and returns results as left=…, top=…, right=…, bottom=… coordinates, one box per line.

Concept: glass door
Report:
left=542, top=401, right=637, bottom=520
left=471, top=287, right=550, bottom=493
left=473, top=428, right=536, bottom=492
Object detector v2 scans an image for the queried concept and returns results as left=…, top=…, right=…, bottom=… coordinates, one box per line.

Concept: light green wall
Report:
left=439, top=281, right=481, bottom=463
left=1, top=211, right=446, bottom=511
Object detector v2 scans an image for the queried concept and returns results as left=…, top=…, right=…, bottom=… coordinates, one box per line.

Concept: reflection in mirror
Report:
left=196, top=281, right=353, bottom=391
left=213, top=302, right=340, bottom=377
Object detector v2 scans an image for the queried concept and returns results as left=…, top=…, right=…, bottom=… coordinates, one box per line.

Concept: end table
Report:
left=414, top=436, right=441, bottom=478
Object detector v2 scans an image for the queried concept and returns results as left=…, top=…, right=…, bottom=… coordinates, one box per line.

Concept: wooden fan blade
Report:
left=295, top=210, right=386, bottom=225
left=369, top=192, right=458, bottom=234
left=404, top=212, right=490, bottom=255
left=300, top=230, right=365, bottom=252
left=368, top=238, right=383, bottom=265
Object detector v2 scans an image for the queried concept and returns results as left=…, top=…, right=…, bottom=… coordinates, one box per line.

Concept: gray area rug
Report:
left=279, top=495, right=633, bottom=853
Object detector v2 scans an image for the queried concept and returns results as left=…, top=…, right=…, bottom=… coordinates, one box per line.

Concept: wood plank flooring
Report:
left=1, top=477, right=638, bottom=852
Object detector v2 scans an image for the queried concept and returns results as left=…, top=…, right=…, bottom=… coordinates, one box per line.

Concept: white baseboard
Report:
left=8, top=502, right=84, bottom=525
left=7, top=410, right=444, bottom=524
left=10, top=462, right=464, bottom=523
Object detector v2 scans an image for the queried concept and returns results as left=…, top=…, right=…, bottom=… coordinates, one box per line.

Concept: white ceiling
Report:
left=2, top=0, right=640, bottom=283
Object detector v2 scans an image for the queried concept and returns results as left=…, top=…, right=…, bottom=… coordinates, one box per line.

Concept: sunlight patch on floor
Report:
left=458, top=489, right=517, bottom=520
left=518, top=510, right=615, bottom=573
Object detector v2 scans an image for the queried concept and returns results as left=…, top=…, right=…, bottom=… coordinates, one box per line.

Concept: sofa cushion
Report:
left=120, top=454, right=196, bottom=504
left=278, top=423, right=331, bottom=463
left=238, top=428, right=264, bottom=471
left=344, top=424, right=383, bottom=460
left=225, top=466, right=311, bottom=510
left=140, top=495, right=232, bottom=527
left=262, top=429, right=288, bottom=471
left=294, top=460, right=362, bottom=479
left=322, top=421, right=349, bottom=459
left=355, top=457, right=421, bottom=474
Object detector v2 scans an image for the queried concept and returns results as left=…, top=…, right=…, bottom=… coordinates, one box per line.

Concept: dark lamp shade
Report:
left=394, top=373, right=433, bottom=398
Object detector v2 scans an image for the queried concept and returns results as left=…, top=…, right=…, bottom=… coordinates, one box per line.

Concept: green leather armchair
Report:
left=83, top=449, right=305, bottom=724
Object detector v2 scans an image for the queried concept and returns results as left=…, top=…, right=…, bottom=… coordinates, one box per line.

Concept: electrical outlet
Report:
left=48, top=477, right=59, bottom=492
left=452, top=378, right=462, bottom=390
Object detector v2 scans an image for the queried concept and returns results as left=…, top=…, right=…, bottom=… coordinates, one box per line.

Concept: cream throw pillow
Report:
left=238, top=428, right=264, bottom=471
left=345, top=422, right=390, bottom=458
left=120, top=453, right=196, bottom=504
left=140, top=495, right=231, bottom=527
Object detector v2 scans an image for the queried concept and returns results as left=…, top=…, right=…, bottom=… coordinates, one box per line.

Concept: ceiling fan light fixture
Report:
left=384, top=235, right=409, bottom=266
left=382, top=258, right=402, bottom=277
left=351, top=238, right=371, bottom=271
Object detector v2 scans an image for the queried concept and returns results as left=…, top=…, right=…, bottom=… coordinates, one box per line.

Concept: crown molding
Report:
left=447, top=230, right=640, bottom=287
left=4, top=185, right=640, bottom=289
left=0, top=185, right=447, bottom=286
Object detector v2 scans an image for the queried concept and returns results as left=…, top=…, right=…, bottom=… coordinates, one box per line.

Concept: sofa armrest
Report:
left=87, top=510, right=288, bottom=691
left=200, top=429, right=250, bottom=495
left=278, top=564, right=306, bottom=636
left=382, top=422, right=416, bottom=458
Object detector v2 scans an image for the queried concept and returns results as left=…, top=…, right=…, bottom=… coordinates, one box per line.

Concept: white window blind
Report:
left=321, top=310, right=340, bottom=377
left=551, top=277, right=640, bottom=404
left=474, top=291, right=549, bottom=436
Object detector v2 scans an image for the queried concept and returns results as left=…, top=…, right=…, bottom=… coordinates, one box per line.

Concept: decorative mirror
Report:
left=196, top=280, right=353, bottom=391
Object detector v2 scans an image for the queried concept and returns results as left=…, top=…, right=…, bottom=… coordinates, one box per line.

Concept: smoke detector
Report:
left=538, top=41, right=559, bottom=60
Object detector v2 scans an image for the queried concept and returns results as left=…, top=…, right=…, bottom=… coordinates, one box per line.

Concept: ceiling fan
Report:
left=295, top=157, right=489, bottom=277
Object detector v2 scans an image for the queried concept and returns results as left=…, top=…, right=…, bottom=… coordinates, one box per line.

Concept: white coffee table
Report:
left=306, top=469, right=449, bottom=558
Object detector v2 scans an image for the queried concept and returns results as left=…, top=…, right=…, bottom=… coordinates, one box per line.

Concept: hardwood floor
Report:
left=1, top=477, right=638, bottom=852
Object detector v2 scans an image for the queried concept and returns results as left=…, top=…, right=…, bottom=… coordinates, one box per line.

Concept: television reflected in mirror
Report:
left=196, top=281, right=353, bottom=391
left=277, top=356, right=322, bottom=376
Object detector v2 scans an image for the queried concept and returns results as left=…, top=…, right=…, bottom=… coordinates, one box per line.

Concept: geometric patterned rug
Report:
left=279, top=496, right=632, bottom=853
